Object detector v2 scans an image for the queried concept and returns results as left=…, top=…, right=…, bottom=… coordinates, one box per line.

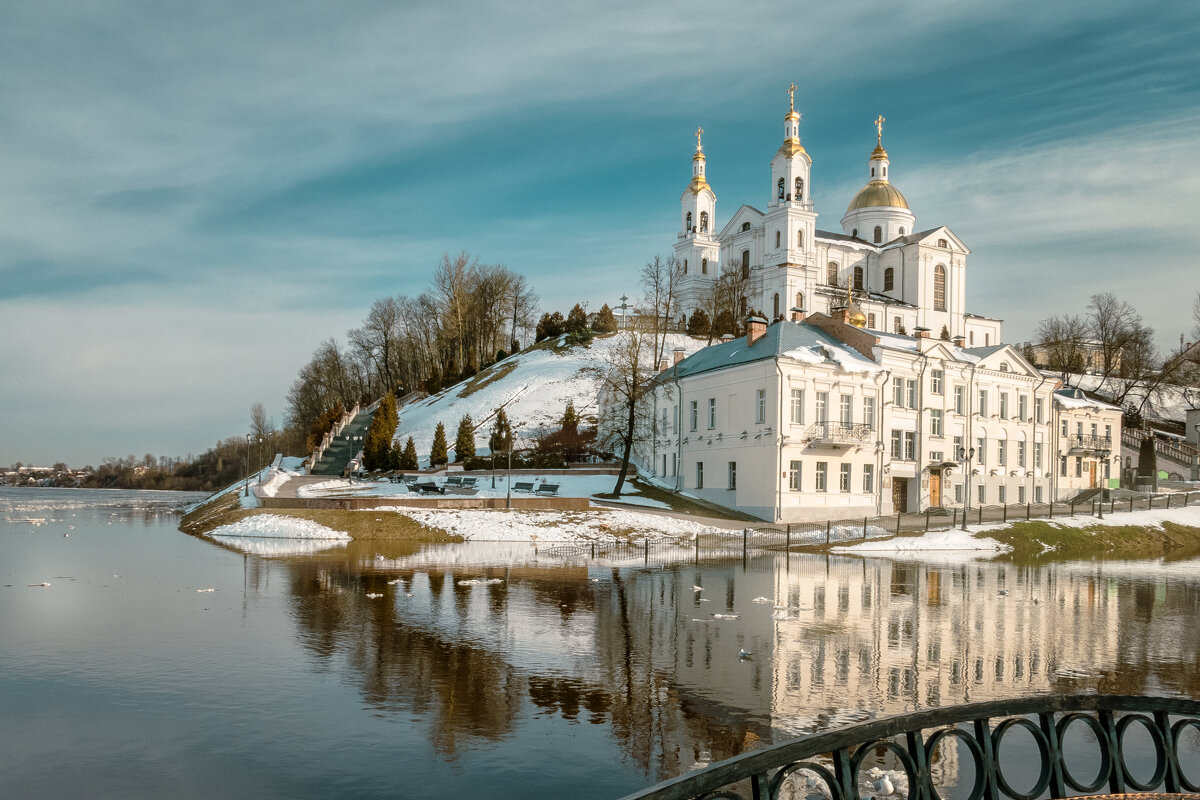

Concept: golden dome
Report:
left=871, top=143, right=888, bottom=160
left=777, top=138, right=807, bottom=158
left=688, top=175, right=711, bottom=194
left=849, top=306, right=867, bottom=328
left=846, top=180, right=909, bottom=212
left=785, top=109, right=801, bottom=121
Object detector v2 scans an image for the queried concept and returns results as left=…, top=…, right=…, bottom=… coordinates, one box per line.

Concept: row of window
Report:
left=820, top=262, right=946, bottom=311
left=1059, top=456, right=1112, bottom=478
left=1060, top=420, right=1113, bottom=440
left=893, top=377, right=1047, bottom=423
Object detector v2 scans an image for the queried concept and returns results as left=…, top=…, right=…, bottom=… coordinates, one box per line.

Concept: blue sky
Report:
left=2, top=1, right=1197, bottom=467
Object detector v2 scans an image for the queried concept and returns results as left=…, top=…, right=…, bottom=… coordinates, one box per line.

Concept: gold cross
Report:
left=788, top=83, right=797, bottom=112
left=875, top=114, right=885, bottom=145
left=695, top=126, right=703, bottom=151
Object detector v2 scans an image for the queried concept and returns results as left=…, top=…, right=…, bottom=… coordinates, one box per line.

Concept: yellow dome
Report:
left=777, top=138, right=807, bottom=159
left=687, top=175, right=711, bottom=194
left=846, top=180, right=909, bottom=212
left=871, top=144, right=888, bottom=160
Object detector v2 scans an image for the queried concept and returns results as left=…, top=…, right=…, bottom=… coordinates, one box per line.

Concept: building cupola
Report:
left=841, top=115, right=915, bottom=244
left=680, top=126, right=716, bottom=238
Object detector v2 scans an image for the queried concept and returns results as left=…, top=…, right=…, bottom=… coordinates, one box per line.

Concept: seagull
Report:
left=693, top=585, right=704, bottom=592
left=738, top=648, right=753, bottom=659
left=366, top=592, right=383, bottom=599
left=712, top=613, right=740, bottom=620
left=873, top=776, right=895, bottom=796
left=387, top=579, right=401, bottom=585
left=27, top=582, right=51, bottom=588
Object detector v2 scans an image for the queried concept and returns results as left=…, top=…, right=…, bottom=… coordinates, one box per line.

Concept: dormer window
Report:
left=741, top=222, right=751, bottom=232
left=938, top=238, right=948, bottom=248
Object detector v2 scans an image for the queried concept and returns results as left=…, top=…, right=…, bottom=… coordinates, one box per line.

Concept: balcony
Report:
left=804, top=421, right=873, bottom=447
left=1068, top=435, right=1112, bottom=453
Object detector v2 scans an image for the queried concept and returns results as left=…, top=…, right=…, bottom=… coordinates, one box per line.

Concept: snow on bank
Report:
left=208, top=514, right=351, bottom=540
left=976, top=503, right=1200, bottom=533
left=381, top=507, right=734, bottom=543
left=833, top=528, right=1009, bottom=555
left=293, top=473, right=671, bottom=508
left=259, top=470, right=293, bottom=498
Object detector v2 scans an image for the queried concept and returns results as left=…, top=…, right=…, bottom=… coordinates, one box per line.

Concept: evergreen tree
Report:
left=566, top=303, right=589, bottom=335
left=489, top=407, right=513, bottom=454
left=940, top=325, right=951, bottom=341
left=430, top=422, right=448, bottom=466
left=560, top=400, right=579, bottom=435
left=686, top=308, right=710, bottom=338
left=362, top=393, right=398, bottom=471
left=592, top=303, right=618, bottom=333
left=535, top=311, right=566, bottom=342
left=454, top=414, right=476, bottom=461
left=399, top=437, right=419, bottom=470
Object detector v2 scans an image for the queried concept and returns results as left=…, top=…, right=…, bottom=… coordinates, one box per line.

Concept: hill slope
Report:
left=394, top=331, right=706, bottom=465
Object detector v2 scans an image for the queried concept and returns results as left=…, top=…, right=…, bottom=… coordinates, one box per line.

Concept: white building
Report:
left=1051, top=388, right=1121, bottom=499
left=633, top=311, right=1060, bottom=522
left=675, top=93, right=1002, bottom=346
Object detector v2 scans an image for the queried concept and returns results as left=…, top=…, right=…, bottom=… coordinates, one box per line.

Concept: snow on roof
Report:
left=1053, top=388, right=1121, bottom=412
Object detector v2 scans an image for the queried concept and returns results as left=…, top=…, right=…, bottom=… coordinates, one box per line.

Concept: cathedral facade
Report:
left=674, top=90, right=1002, bottom=348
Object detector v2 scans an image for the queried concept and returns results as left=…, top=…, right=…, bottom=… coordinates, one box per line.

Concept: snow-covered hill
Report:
left=394, top=331, right=706, bottom=464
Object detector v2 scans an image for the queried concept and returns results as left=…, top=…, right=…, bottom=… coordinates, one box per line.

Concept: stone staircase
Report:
left=311, top=407, right=377, bottom=476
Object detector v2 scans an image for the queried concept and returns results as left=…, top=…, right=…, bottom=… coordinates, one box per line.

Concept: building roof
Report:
left=656, top=320, right=878, bottom=383
left=963, top=344, right=1007, bottom=359
left=846, top=180, right=910, bottom=213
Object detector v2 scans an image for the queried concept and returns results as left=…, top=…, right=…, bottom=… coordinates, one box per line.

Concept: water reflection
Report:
left=263, top=542, right=1200, bottom=784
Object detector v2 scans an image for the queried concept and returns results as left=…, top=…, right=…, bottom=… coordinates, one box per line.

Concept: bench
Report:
left=414, top=482, right=444, bottom=495
left=460, top=476, right=478, bottom=488
left=443, top=485, right=479, bottom=496
left=445, top=476, right=464, bottom=486
left=512, top=481, right=535, bottom=493
left=535, top=483, right=560, bottom=496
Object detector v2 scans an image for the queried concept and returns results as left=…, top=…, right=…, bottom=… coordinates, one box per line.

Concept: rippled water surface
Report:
left=2, top=487, right=1199, bottom=798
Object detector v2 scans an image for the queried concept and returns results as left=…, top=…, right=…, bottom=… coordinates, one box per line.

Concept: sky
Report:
left=2, top=0, right=1198, bottom=468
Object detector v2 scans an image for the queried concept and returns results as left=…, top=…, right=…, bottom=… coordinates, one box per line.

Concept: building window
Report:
left=978, top=484, right=986, bottom=504
left=840, top=394, right=853, bottom=425
left=789, top=460, right=802, bottom=490
left=954, top=435, right=963, bottom=458
left=954, top=386, right=964, bottom=415
left=853, top=266, right=864, bottom=291
left=728, top=462, right=737, bottom=490
left=891, top=430, right=902, bottom=459
left=707, top=398, right=716, bottom=429
left=930, top=450, right=943, bottom=462
left=1035, top=442, right=1043, bottom=468
left=1035, top=485, right=1043, bottom=503
left=686, top=212, right=692, bottom=232
left=893, top=376, right=904, bottom=407
left=795, top=177, right=804, bottom=201
left=1061, top=419, right=1068, bottom=437
left=999, top=485, right=1007, bottom=504
left=934, top=265, right=946, bottom=311
left=683, top=259, right=687, bottom=274
left=775, top=230, right=781, bottom=248
left=791, top=389, right=804, bottom=424
left=977, top=437, right=986, bottom=464
left=1000, top=393, right=1009, bottom=419
left=816, top=462, right=828, bottom=491
left=999, top=361, right=1010, bottom=373
left=864, top=397, right=876, bottom=430
left=777, top=177, right=785, bottom=199
left=898, top=226, right=905, bottom=235
left=893, top=316, right=902, bottom=333
left=905, top=432, right=916, bottom=461
left=969, top=331, right=974, bottom=345
left=863, top=464, right=874, bottom=493
left=868, top=312, right=876, bottom=328
left=797, top=229, right=805, bottom=250
left=930, top=409, right=943, bottom=436
left=795, top=291, right=804, bottom=311
left=1018, top=485, right=1026, bottom=504
left=1018, top=440, right=1026, bottom=467
left=773, top=293, right=780, bottom=319
left=816, top=391, right=828, bottom=422
left=931, top=369, right=944, bottom=394
left=839, top=463, right=852, bottom=492
left=701, top=258, right=708, bottom=274
left=906, top=380, right=917, bottom=409
left=874, top=226, right=883, bottom=243
left=699, top=211, right=708, bottom=233
left=938, top=238, right=948, bottom=248
left=689, top=401, right=698, bottom=431
left=978, top=390, right=988, bottom=417
left=1018, top=394, right=1028, bottom=422
left=884, top=267, right=894, bottom=291
left=955, top=485, right=963, bottom=503
left=660, top=408, right=668, bottom=435
left=755, top=389, right=766, bottom=424
left=1035, top=397, right=1044, bottom=423
left=1060, top=456, right=1067, bottom=477
left=696, top=461, right=704, bottom=488
left=1075, top=457, right=1082, bottom=478
left=827, top=262, right=838, bottom=285
left=741, top=222, right=751, bottom=232
left=998, top=439, right=1007, bottom=466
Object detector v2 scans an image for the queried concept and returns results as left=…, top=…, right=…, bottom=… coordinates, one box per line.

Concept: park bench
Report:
left=414, top=482, right=443, bottom=495
left=535, top=483, right=560, bottom=496
left=512, top=481, right=535, bottom=493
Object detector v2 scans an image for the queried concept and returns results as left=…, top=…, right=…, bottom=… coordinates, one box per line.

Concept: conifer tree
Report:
left=566, top=303, right=589, bottom=335
left=489, top=407, right=513, bottom=454
left=592, top=304, right=617, bottom=333
left=940, top=325, right=951, bottom=341
left=454, top=414, right=476, bottom=461
left=362, top=392, right=398, bottom=471
left=560, top=400, right=579, bottom=435
left=430, top=422, right=448, bottom=466
left=400, top=437, right=419, bottom=470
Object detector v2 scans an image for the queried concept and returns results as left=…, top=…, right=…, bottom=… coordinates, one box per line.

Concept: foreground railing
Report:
left=619, top=695, right=1200, bottom=800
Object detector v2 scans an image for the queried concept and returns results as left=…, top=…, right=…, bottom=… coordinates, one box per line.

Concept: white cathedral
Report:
left=674, top=87, right=1002, bottom=347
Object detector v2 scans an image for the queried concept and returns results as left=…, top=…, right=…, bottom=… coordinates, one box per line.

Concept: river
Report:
left=2, top=487, right=1198, bottom=798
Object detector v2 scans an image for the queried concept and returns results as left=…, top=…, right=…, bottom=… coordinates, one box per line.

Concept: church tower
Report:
left=762, top=84, right=818, bottom=319
left=841, top=116, right=916, bottom=244
left=675, top=127, right=720, bottom=300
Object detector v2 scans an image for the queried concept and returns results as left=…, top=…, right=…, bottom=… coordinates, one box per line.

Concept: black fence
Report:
left=618, top=694, right=1200, bottom=800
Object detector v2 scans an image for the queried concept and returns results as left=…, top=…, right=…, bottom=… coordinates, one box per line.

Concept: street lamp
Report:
left=1096, top=446, right=1111, bottom=518
left=245, top=434, right=253, bottom=497
left=958, top=445, right=975, bottom=531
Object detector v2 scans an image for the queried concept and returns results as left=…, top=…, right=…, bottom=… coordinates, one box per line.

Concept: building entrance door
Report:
left=1088, top=461, right=1097, bottom=488
left=892, top=478, right=908, bottom=512
left=930, top=472, right=942, bottom=507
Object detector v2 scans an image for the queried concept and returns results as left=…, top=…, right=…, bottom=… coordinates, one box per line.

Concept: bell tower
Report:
left=763, top=84, right=818, bottom=318
left=674, top=127, right=720, bottom=312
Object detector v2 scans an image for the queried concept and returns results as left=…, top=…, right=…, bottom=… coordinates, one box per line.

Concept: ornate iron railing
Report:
left=805, top=422, right=874, bottom=445
left=618, top=694, right=1200, bottom=800
left=1069, top=435, right=1112, bottom=452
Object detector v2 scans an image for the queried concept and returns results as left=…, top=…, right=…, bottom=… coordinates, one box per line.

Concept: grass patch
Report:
left=458, top=360, right=520, bottom=399
left=179, top=491, right=459, bottom=543
left=987, top=519, right=1200, bottom=562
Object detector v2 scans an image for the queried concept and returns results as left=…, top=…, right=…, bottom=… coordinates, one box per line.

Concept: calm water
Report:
left=2, top=487, right=1199, bottom=799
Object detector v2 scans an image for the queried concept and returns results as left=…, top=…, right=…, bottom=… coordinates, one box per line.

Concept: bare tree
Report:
left=348, top=296, right=404, bottom=396
left=1034, top=314, right=1088, bottom=378
left=506, top=272, right=538, bottom=352
left=592, top=329, right=655, bottom=497
left=640, top=255, right=684, bottom=368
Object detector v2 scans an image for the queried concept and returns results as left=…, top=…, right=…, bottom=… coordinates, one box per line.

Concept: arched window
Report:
left=795, top=291, right=804, bottom=311
left=775, top=230, right=781, bottom=248
left=773, top=293, right=780, bottom=319
left=884, top=267, right=894, bottom=291
left=683, top=259, right=688, bottom=274
left=702, top=258, right=708, bottom=275
left=777, top=178, right=785, bottom=200
left=874, top=226, right=883, bottom=243
left=853, top=266, right=864, bottom=291
left=741, top=249, right=750, bottom=278
left=934, top=264, right=946, bottom=311
left=686, top=212, right=692, bottom=232
left=871, top=167, right=875, bottom=177
left=699, top=211, right=708, bottom=232
left=851, top=228, right=858, bottom=238
left=938, top=238, right=948, bottom=248
left=898, top=226, right=906, bottom=236
left=999, top=362, right=1011, bottom=373
left=797, top=229, right=804, bottom=250
left=882, top=166, right=887, bottom=178
left=826, top=262, right=838, bottom=285
left=795, top=177, right=804, bottom=201
left=741, top=222, right=751, bottom=232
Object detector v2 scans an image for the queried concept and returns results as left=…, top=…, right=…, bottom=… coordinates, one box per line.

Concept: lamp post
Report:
left=244, top=434, right=253, bottom=497
left=1096, top=446, right=1110, bottom=518
left=958, top=445, right=975, bottom=531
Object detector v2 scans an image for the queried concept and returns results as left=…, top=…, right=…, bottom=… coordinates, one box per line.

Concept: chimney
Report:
left=658, top=357, right=670, bottom=372
left=790, top=306, right=806, bottom=323
left=721, top=333, right=734, bottom=342
left=914, top=327, right=930, bottom=339
left=745, top=314, right=768, bottom=346
left=673, top=347, right=686, bottom=365
left=952, top=334, right=965, bottom=347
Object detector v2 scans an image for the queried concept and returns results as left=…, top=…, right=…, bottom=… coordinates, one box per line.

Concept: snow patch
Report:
left=208, top=514, right=351, bottom=540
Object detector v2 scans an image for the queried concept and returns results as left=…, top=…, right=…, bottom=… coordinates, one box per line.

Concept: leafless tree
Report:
left=640, top=254, right=684, bottom=367
left=1034, top=314, right=1088, bottom=378
left=592, top=329, right=656, bottom=497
